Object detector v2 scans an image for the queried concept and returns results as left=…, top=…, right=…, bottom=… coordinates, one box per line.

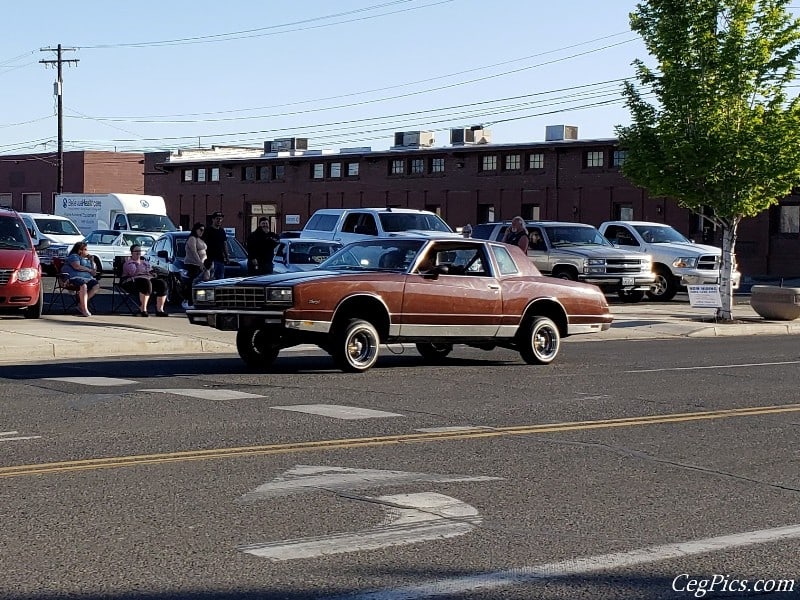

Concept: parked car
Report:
left=472, top=220, right=655, bottom=302
left=598, top=221, right=741, bottom=301
left=146, top=231, right=248, bottom=304
left=83, top=229, right=157, bottom=272
left=273, top=238, right=342, bottom=273
left=19, top=212, right=84, bottom=275
left=299, top=208, right=458, bottom=245
left=0, top=207, right=48, bottom=318
left=187, top=236, right=613, bottom=372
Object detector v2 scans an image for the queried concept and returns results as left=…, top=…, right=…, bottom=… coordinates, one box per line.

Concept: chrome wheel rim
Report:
left=533, top=325, right=558, bottom=359
left=347, top=329, right=377, bottom=367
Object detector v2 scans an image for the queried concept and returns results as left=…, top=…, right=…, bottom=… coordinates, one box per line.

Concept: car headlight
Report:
left=194, top=288, right=215, bottom=303
left=17, top=268, right=39, bottom=282
left=586, top=259, right=605, bottom=266
left=673, top=257, right=698, bottom=268
left=266, top=287, right=293, bottom=303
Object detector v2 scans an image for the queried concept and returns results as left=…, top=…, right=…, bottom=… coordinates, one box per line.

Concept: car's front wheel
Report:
left=647, top=267, right=678, bottom=301
left=332, top=318, right=380, bottom=372
left=518, top=316, right=560, bottom=365
left=23, top=288, right=43, bottom=319
left=416, top=342, right=453, bottom=361
left=236, top=328, right=280, bottom=368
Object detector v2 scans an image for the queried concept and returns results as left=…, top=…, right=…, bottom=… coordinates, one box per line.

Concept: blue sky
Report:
left=1, top=0, right=650, bottom=155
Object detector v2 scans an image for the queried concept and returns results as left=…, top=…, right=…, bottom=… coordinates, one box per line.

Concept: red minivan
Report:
left=0, top=207, right=47, bottom=318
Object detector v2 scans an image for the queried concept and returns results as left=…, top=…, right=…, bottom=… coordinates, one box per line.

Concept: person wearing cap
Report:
left=203, top=211, right=229, bottom=280
left=461, top=223, right=473, bottom=238
left=247, top=218, right=280, bottom=275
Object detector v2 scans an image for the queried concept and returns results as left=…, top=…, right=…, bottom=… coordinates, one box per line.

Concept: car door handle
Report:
left=487, top=284, right=500, bottom=290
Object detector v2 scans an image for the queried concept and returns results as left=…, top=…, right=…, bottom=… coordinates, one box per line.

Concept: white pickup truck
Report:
left=598, top=221, right=741, bottom=301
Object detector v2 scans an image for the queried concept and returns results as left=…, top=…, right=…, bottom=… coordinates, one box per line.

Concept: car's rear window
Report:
left=379, top=213, right=452, bottom=233
left=471, top=224, right=497, bottom=240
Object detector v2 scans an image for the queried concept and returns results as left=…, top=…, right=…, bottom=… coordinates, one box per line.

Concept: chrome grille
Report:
left=697, top=254, right=720, bottom=270
left=604, top=259, right=648, bottom=274
left=0, top=269, right=13, bottom=285
left=214, top=287, right=265, bottom=308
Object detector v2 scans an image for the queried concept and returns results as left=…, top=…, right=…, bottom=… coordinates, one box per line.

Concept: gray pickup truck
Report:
left=472, top=220, right=655, bottom=302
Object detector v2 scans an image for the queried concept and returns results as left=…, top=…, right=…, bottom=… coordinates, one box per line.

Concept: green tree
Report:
left=617, top=0, right=800, bottom=320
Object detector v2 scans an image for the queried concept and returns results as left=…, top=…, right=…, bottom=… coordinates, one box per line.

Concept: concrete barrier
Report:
left=750, top=285, right=800, bottom=321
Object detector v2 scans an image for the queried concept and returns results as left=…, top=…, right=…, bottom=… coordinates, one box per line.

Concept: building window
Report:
left=196, top=168, right=207, bottom=183
left=330, top=162, right=342, bottom=178
left=210, top=167, right=219, bottom=182
left=274, top=165, right=286, bottom=179
left=183, top=169, right=193, bottom=182
left=390, top=159, right=405, bottom=175
left=615, top=205, right=634, bottom=221
left=243, top=166, right=256, bottom=181
left=779, top=204, right=800, bottom=233
left=521, top=204, right=540, bottom=220
left=528, top=153, right=544, bottom=169
left=504, top=154, right=521, bottom=171
left=430, top=157, right=445, bottom=173
left=612, top=150, right=628, bottom=167
left=410, top=158, right=424, bottom=174
left=347, top=162, right=359, bottom=177
left=258, top=166, right=270, bottom=181
left=585, top=151, right=604, bottom=168
left=312, top=163, right=324, bottom=179
left=481, top=155, right=497, bottom=171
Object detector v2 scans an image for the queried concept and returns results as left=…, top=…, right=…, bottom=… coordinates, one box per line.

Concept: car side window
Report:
left=424, top=243, right=491, bottom=277
left=275, top=243, right=286, bottom=259
left=495, top=226, right=508, bottom=242
left=492, top=245, right=519, bottom=275
left=341, top=213, right=362, bottom=233
left=605, top=225, right=637, bottom=246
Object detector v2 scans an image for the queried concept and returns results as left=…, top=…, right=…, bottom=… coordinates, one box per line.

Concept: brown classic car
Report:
left=187, top=237, right=613, bottom=372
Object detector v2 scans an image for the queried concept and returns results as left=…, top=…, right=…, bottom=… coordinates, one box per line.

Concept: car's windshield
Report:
left=128, top=214, right=177, bottom=232
left=378, top=213, right=452, bottom=233
left=35, top=218, right=81, bottom=236
left=633, top=225, right=690, bottom=244
left=85, top=231, right=119, bottom=245
left=286, top=241, right=341, bottom=265
left=543, top=226, right=612, bottom=247
left=320, top=239, right=425, bottom=271
left=0, top=216, right=32, bottom=249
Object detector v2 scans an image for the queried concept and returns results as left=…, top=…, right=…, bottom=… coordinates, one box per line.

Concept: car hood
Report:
left=200, top=270, right=342, bottom=287
left=0, top=249, right=37, bottom=269
left=648, top=241, right=721, bottom=256
left=551, top=245, right=644, bottom=259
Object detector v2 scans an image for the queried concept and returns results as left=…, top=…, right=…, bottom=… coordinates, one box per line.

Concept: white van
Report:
left=54, top=193, right=177, bottom=237
left=19, top=212, right=85, bottom=274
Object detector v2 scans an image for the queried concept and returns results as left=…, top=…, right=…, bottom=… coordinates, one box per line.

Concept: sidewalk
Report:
left=1, top=295, right=798, bottom=365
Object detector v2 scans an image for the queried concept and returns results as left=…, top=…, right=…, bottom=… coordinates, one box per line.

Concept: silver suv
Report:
left=472, top=221, right=655, bottom=302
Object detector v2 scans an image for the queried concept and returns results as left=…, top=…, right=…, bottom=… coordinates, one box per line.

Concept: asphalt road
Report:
left=1, top=337, right=798, bottom=599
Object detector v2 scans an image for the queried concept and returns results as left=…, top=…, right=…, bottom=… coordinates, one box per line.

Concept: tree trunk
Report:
left=715, top=219, right=740, bottom=321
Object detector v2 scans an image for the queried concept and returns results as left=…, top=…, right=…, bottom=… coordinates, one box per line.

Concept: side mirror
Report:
left=35, top=239, right=50, bottom=251
left=157, top=250, right=169, bottom=259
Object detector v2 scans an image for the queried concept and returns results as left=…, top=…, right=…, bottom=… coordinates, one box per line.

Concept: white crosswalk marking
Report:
left=0, top=430, right=41, bottom=442
left=270, top=404, right=403, bottom=420
left=142, top=389, right=265, bottom=400
left=45, top=377, right=138, bottom=386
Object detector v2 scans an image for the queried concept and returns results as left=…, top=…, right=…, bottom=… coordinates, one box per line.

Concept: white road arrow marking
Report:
left=238, top=492, right=480, bottom=561
left=239, top=465, right=502, bottom=501
left=0, top=430, right=41, bottom=442
left=141, top=388, right=264, bottom=400
left=270, top=404, right=403, bottom=419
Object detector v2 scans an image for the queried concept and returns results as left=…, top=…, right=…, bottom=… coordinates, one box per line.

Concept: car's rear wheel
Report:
left=332, top=318, right=380, bottom=373
left=23, top=288, right=43, bottom=319
left=646, top=267, right=678, bottom=301
left=552, top=267, right=578, bottom=281
left=415, top=342, right=453, bottom=361
left=518, top=316, right=560, bottom=365
left=618, top=289, right=645, bottom=303
left=236, top=328, right=280, bottom=368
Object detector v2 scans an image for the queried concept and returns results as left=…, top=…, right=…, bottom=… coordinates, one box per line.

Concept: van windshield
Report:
left=128, top=214, right=177, bottom=233
left=34, top=218, right=81, bottom=236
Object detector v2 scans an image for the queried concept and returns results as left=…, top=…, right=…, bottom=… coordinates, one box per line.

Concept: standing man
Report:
left=247, top=217, right=280, bottom=275
left=203, top=211, right=228, bottom=280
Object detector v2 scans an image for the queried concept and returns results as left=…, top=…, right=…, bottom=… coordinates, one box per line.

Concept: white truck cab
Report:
left=599, top=220, right=741, bottom=301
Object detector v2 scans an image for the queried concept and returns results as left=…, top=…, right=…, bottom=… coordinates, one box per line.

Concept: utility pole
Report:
left=40, top=45, right=78, bottom=197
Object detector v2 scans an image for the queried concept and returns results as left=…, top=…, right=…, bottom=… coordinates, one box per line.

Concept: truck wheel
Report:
left=23, top=288, right=43, bottom=319
left=332, top=318, right=380, bottom=372
left=647, top=267, right=678, bottom=301
left=416, top=342, right=453, bottom=361
left=236, top=328, right=280, bottom=368
left=552, top=267, right=578, bottom=281
left=518, top=316, right=560, bottom=365
left=618, top=289, right=645, bottom=303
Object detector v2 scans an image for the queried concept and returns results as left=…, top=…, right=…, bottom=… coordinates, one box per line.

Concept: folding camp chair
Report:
left=45, top=257, right=82, bottom=314
left=109, top=256, right=140, bottom=314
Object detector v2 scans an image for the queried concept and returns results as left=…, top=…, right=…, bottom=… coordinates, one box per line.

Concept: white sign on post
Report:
left=687, top=284, right=722, bottom=308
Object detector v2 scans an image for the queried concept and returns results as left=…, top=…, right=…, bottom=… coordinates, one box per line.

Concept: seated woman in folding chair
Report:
left=62, top=241, right=100, bottom=317
left=122, top=245, right=168, bottom=317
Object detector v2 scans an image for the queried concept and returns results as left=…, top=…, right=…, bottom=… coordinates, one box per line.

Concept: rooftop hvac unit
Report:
left=545, top=125, right=578, bottom=141
left=450, top=126, right=491, bottom=145
left=393, top=131, right=435, bottom=148
left=266, top=137, right=309, bottom=153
